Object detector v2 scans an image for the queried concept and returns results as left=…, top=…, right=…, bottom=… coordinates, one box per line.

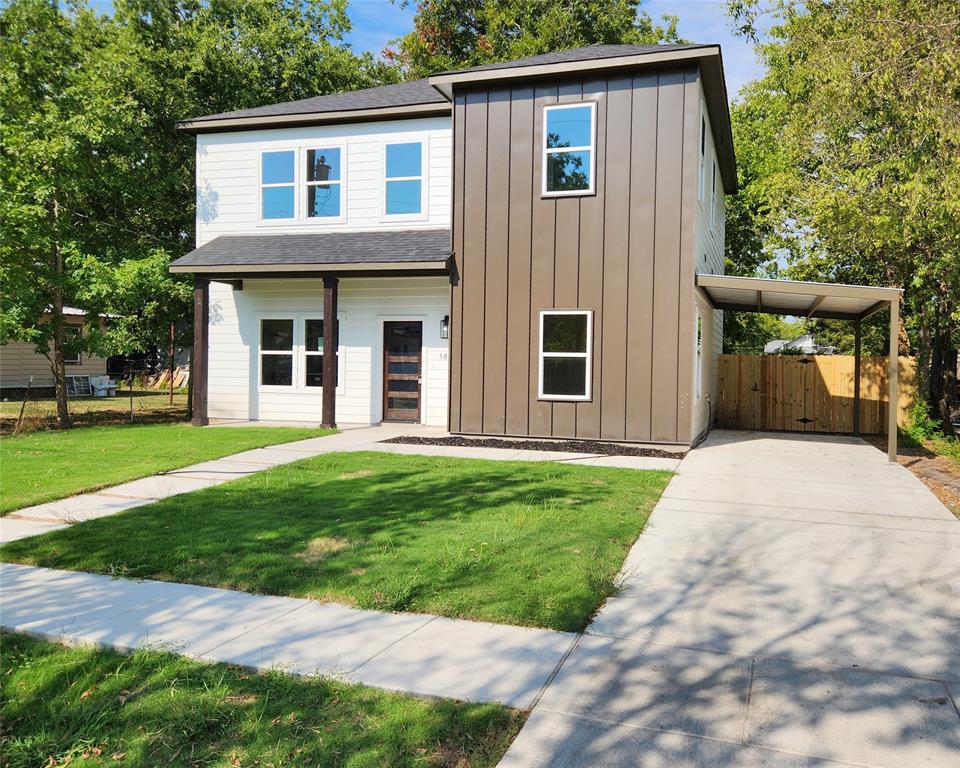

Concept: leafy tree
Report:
left=1, top=0, right=386, bottom=427
left=725, top=0, right=960, bottom=434
left=0, top=0, right=141, bottom=427
left=388, top=0, right=683, bottom=77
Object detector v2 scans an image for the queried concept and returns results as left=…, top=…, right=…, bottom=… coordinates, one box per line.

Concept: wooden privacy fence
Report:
left=717, top=355, right=916, bottom=435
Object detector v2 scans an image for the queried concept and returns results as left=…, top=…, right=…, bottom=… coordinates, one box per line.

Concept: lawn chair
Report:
left=90, top=375, right=118, bottom=398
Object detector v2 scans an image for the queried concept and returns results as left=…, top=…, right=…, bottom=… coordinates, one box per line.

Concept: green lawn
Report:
left=1, top=632, right=523, bottom=768
left=0, top=423, right=334, bottom=514
left=0, top=452, right=671, bottom=631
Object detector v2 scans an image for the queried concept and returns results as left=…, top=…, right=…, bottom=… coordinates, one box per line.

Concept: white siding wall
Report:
left=692, top=86, right=726, bottom=441
left=207, top=277, right=449, bottom=426
left=196, top=117, right=452, bottom=246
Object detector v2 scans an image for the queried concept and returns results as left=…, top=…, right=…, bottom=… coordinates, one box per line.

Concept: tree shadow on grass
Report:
left=0, top=453, right=670, bottom=632
left=1, top=632, right=523, bottom=768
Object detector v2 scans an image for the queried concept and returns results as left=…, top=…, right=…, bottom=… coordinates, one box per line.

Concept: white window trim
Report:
left=63, top=326, right=81, bottom=365
left=302, top=315, right=346, bottom=395
left=542, top=102, right=597, bottom=198
left=382, top=138, right=429, bottom=221
left=258, top=315, right=297, bottom=391
left=259, top=148, right=298, bottom=223
left=303, top=143, right=347, bottom=224
left=257, top=313, right=345, bottom=394
left=538, top=309, right=593, bottom=401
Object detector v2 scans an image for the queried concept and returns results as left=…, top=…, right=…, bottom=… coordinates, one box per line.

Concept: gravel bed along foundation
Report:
left=380, top=435, right=686, bottom=459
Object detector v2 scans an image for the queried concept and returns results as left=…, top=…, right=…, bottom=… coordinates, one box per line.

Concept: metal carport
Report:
left=696, top=274, right=903, bottom=462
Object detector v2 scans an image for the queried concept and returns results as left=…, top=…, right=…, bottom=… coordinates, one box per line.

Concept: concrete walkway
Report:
left=0, top=562, right=577, bottom=709
left=1, top=423, right=680, bottom=544
left=499, top=431, right=960, bottom=768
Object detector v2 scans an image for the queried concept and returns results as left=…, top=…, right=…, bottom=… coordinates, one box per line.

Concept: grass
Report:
left=0, top=423, right=334, bottom=514
left=0, top=452, right=671, bottom=632
left=0, top=632, right=524, bottom=768
left=0, top=389, right=189, bottom=434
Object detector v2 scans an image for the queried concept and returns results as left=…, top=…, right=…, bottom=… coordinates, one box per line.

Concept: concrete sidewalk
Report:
left=0, top=562, right=577, bottom=709
left=499, top=431, right=960, bottom=768
left=1, top=423, right=680, bottom=543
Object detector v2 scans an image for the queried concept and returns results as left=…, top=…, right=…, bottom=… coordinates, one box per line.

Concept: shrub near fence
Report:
left=717, top=355, right=916, bottom=434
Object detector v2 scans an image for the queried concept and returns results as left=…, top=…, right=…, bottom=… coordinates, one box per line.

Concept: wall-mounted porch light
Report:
left=440, top=315, right=450, bottom=340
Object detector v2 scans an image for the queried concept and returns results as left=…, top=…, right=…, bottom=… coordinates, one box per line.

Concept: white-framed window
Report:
left=304, top=146, right=345, bottom=220
left=63, top=325, right=81, bottom=365
left=304, top=318, right=340, bottom=388
left=538, top=310, right=592, bottom=401
left=384, top=141, right=425, bottom=217
left=258, top=315, right=345, bottom=392
left=698, top=113, right=706, bottom=202
left=260, top=318, right=295, bottom=387
left=695, top=307, right=703, bottom=399
left=260, top=150, right=296, bottom=220
left=542, top=103, right=596, bottom=197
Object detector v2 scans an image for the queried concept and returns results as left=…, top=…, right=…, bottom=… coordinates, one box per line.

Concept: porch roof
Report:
left=696, top=274, right=901, bottom=321
left=169, top=230, right=451, bottom=276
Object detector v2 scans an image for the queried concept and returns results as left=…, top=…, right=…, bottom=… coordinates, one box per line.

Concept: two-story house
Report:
left=171, top=43, right=736, bottom=447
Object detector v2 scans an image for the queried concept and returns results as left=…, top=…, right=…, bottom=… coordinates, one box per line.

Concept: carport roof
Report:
left=696, top=274, right=901, bottom=321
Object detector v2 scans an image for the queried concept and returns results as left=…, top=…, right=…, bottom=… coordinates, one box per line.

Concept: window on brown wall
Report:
left=538, top=310, right=593, bottom=400
left=542, top=103, right=596, bottom=196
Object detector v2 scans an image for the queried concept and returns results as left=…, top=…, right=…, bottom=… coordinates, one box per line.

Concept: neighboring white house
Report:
left=763, top=333, right=837, bottom=355
left=0, top=307, right=108, bottom=394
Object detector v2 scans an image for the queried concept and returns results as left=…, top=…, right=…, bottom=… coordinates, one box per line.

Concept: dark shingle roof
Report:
left=184, top=79, right=448, bottom=126
left=169, top=230, right=451, bottom=271
left=436, top=44, right=711, bottom=75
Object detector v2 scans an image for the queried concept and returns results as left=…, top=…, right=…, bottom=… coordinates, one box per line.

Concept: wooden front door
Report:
left=383, top=321, right=422, bottom=422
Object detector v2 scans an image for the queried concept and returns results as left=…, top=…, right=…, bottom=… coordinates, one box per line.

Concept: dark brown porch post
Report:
left=191, top=276, right=209, bottom=426
left=853, top=318, right=862, bottom=436
left=322, top=276, right=338, bottom=428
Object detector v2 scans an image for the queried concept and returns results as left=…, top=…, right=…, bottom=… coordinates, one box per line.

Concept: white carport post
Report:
left=887, top=297, right=899, bottom=463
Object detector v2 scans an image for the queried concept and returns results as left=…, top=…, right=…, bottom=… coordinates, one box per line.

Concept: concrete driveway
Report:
left=501, top=431, right=960, bottom=767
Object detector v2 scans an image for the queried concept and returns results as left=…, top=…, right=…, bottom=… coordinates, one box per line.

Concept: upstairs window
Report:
left=261, top=151, right=296, bottom=220
left=543, top=103, right=595, bottom=196
left=385, top=142, right=423, bottom=216
left=538, top=310, right=592, bottom=400
left=306, top=147, right=343, bottom=219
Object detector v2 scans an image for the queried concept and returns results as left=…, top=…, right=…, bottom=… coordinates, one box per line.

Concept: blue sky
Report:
left=345, top=0, right=766, bottom=101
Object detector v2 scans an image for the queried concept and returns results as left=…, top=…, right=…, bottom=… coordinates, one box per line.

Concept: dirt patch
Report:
left=379, top=435, right=685, bottom=459
left=296, top=537, right=351, bottom=564
left=337, top=469, right=375, bottom=480
left=867, top=436, right=960, bottom=517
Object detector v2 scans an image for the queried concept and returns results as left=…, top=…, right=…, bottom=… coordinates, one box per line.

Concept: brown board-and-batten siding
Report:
left=449, top=66, right=701, bottom=443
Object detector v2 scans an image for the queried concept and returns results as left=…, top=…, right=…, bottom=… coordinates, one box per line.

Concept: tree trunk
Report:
left=49, top=194, right=70, bottom=429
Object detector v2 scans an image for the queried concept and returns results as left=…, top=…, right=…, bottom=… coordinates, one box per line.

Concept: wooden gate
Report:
left=716, top=355, right=916, bottom=434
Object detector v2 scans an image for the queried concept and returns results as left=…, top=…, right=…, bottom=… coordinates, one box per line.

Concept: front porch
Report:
left=170, top=230, right=452, bottom=430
